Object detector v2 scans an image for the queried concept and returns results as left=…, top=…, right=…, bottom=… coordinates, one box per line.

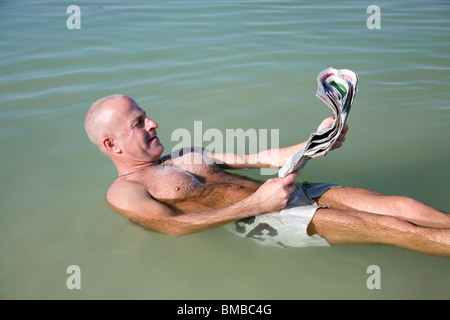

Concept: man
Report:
left=84, top=94, right=450, bottom=257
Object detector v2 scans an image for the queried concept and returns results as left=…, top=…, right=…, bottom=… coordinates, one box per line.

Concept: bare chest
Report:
left=144, top=164, right=207, bottom=200
left=132, top=152, right=226, bottom=200
left=120, top=152, right=260, bottom=213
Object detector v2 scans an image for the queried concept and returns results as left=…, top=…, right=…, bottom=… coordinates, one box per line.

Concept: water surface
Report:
left=0, top=0, right=449, bottom=299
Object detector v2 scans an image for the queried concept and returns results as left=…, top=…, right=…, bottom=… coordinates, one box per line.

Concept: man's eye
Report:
left=135, top=118, right=144, bottom=127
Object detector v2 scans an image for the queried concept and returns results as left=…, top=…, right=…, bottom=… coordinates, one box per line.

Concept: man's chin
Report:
left=153, top=139, right=164, bottom=155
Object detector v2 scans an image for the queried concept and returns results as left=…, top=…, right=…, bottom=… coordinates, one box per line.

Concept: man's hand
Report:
left=317, top=117, right=349, bottom=150
left=252, top=171, right=300, bottom=213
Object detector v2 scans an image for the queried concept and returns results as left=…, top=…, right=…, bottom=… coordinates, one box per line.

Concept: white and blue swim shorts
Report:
left=223, top=182, right=340, bottom=248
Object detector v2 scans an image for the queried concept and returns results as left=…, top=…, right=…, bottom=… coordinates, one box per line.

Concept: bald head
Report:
left=84, top=94, right=134, bottom=148
left=85, top=94, right=163, bottom=171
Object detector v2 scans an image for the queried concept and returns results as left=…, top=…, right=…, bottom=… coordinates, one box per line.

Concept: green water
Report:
left=1, top=0, right=449, bottom=299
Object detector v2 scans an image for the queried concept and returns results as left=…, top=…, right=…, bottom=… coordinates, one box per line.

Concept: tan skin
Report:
left=97, top=96, right=450, bottom=257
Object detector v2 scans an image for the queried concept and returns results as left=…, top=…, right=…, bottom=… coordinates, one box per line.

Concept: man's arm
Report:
left=206, top=141, right=306, bottom=170
left=106, top=172, right=299, bottom=236
left=209, top=117, right=348, bottom=170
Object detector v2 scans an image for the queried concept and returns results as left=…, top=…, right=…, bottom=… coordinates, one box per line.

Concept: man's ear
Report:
left=103, top=137, right=122, bottom=154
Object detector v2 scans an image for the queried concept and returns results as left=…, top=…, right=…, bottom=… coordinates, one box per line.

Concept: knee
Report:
left=378, top=214, right=416, bottom=233
left=392, top=196, right=423, bottom=214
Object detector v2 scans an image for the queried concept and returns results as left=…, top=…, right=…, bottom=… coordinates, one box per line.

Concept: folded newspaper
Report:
left=278, top=67, right=359, bottom=178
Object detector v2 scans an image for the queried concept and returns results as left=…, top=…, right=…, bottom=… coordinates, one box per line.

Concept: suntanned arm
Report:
left=207, top=140, right=307, bottom=170
left=208, top=117, right=348, bottom=170
left=106, top=172, right=299, bottom=236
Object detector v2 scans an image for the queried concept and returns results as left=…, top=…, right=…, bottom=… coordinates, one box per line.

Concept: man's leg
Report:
left=308, top=208, right=450, bottom=257
left=313, top=187, right=450, bottom=228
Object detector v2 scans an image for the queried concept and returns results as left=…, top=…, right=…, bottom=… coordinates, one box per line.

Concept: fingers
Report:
left=266, top=171, right=298, bottom=193
left=341, top=124, right=349, bottom=134
left=282, top=171, right=299, bottom=196
left=323, top=117, right=334, bottom=125
left=317, top=117, right=335, bottom=131
left=331, top=124, right=349, bottom=150
left=256, top=171, right=300, bottom=212
left=332, top=138, right=344, bottom=150
left=336, top=131, right=346, bottom=143
left=282, top=170, right=300, bottom=185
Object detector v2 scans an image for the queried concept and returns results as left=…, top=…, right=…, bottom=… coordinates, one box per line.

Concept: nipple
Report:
left=175, top=186, right=180, bottom=192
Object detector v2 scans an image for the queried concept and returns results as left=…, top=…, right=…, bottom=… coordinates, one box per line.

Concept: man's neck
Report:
left=114, top=159, right=161, bottom=177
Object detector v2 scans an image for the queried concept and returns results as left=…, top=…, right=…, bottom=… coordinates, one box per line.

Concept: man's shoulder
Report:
left=106, top=179, right=148, bottom=208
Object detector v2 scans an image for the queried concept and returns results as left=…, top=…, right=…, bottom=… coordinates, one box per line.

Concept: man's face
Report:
left=109, top=97, right=164, bottom=163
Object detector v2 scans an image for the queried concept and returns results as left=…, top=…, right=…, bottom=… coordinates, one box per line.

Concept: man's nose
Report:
left=145, top=118, right=158, bottom=131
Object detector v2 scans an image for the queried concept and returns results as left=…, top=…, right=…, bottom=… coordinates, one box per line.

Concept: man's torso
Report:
left=111, top=151, right=261, bottom=214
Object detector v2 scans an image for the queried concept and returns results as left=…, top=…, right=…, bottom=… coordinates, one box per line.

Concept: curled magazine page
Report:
left=278, top=68, right=358, bottom=178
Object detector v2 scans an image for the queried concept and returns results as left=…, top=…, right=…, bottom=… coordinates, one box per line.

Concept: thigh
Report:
left=313, top=186, right=385, bottom=212
left=308, top=208, right=450, bottom=257
left=307, top=207, right=411, bottom=245
left=313, top=186, right=450, bottom=228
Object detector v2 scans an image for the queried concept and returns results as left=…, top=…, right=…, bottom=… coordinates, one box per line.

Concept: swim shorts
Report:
left=223, top=182, right=340, bottom=248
